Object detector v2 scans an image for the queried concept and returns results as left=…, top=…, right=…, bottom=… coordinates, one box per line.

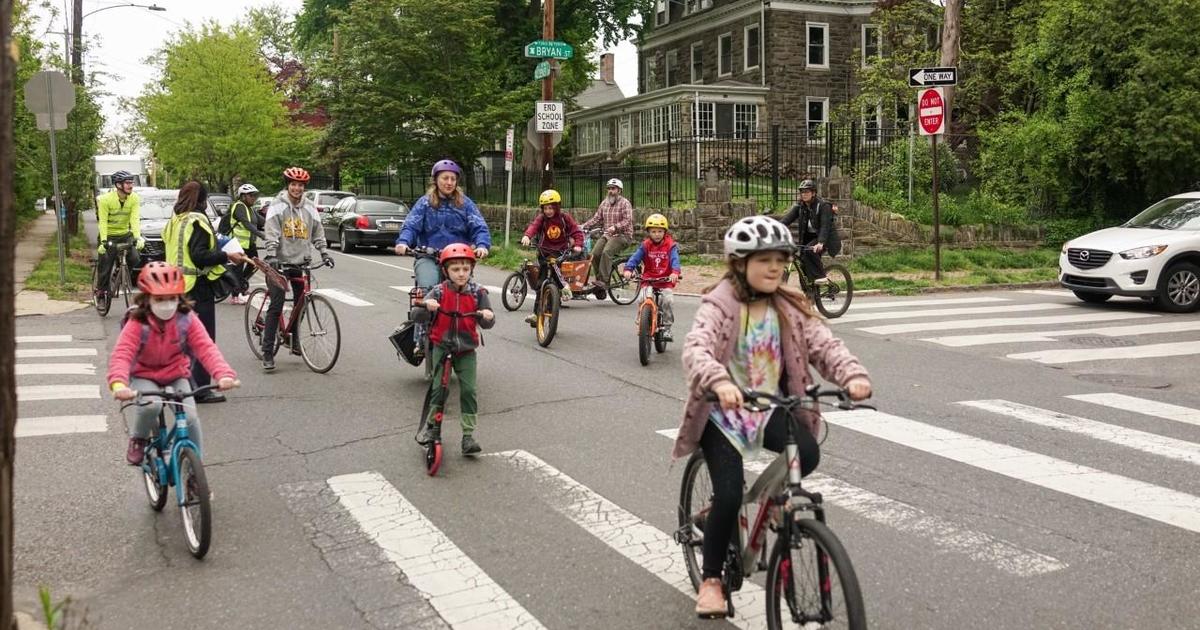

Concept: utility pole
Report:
left=540, top=0, right=554, bottom=189
left=71, top=0, right=82, bottom=85
left=1, top=1, right=20, bottom=627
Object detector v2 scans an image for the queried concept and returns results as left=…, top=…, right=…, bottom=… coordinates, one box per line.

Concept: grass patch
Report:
left=848, top=246, right=1059, bottom=274
left=855, top=268, right=1058, bottom=294
left=24, top=232, right=94, bottom=301
left=482, top=243, right=533, bottom=272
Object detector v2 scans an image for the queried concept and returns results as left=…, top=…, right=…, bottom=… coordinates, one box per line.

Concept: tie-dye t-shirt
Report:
left=707, top=304, right=783, bottom=456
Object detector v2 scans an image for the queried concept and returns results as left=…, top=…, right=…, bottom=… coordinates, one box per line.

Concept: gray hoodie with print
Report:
left=262, top=191, right=328, bottom=264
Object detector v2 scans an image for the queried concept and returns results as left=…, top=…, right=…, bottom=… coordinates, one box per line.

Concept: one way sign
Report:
left=909, top=67, right=957, bottom=87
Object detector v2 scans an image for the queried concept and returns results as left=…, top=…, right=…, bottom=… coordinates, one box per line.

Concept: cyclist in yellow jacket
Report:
left=95, top=170, right=144, bottom=296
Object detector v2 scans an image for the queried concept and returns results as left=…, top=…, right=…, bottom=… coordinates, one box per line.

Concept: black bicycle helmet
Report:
left=112, top=170, right=135, bottom=184
left=798, top=179, right=817, bottom=191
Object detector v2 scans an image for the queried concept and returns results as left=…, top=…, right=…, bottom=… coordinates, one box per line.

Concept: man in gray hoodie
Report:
left=260, top=166, right=334, bottom=370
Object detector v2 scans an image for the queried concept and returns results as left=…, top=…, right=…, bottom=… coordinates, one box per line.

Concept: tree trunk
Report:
left=1, top=0, right=20, bottom=627
left=939, top=0, right=962, bottom=131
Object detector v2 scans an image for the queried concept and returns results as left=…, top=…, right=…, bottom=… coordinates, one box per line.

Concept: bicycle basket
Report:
left=389, top=321, right=422, bottom=366
left=560, top=260, right=591, bottom=291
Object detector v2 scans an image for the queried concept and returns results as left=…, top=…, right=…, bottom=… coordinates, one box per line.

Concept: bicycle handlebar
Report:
left=119, top=383, right=223, bottom=411
left=704, top=385, right=874, bottom=412
left=276, top=258, right=333, bottom=272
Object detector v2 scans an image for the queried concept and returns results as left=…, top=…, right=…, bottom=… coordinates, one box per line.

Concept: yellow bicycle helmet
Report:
left=538, top=189, right=562, bottom=206
left=644, top=213, right=669, bottom=230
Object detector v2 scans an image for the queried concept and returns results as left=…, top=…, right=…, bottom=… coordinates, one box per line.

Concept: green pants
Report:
left=425, top=346, right=479, bottom=435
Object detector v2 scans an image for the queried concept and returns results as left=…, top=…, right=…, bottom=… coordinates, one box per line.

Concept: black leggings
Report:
left=700, top=410, right=820, bottom=579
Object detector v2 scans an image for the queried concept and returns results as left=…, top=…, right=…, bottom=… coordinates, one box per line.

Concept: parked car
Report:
left=136, top=189, right=222, bottom=274
left=1059, top=192, right=1200, bottom=312
left=304, top=189, right=355, bottom=214
left=322, top=195, right=409, bottom=252
left=209, top=193, right=233, bottom=217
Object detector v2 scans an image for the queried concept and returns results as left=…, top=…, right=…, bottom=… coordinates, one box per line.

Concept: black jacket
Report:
left=186, top=215, right=231, bottom=301
left=780, top=198, right=840, bottom=257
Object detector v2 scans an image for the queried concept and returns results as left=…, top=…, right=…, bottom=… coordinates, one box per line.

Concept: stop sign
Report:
left=918, top=87, right=945, bottom=136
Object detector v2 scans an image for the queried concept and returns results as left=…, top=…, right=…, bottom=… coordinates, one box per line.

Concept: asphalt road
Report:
left=13, top=239, right=1200, bottom=629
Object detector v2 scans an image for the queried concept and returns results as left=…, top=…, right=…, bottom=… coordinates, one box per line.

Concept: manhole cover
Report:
left=1075, top=373, right=1172, bottom=389
left=1063, top=335, right=1137, bottom=348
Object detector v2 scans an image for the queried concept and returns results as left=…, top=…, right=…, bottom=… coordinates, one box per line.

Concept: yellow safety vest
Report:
left=229, top=200, right=253, bottom=248
left=96, top=190, right=140, bottom=239
left=163, top=212, right=226, bottom=294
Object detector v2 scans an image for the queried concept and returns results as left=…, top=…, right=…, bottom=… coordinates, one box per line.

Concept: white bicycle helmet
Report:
left=723, top=216, right=795, bottom=259
left=236, top=183, right=259, bottom=196
left=606, top=178, right=623, bottom=190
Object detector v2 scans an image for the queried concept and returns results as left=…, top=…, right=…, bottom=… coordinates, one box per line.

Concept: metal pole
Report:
left=505, top=126, right=514, bottom=249
left=932, top=133, right=941, bottom=281
left=908, top=117, right=914, bottom=204
left=771, top=124, right=780, bottom=209
left=743, top=127, right=750, bottom=199
left=666, top=129, right=672, bottom=208
left=45, top=82, right=66, bottom=283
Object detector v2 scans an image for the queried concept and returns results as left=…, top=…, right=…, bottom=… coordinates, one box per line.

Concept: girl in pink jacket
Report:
left=677, top=216, right=871, bottom=618
left=107, top=262, right=239, bottom=466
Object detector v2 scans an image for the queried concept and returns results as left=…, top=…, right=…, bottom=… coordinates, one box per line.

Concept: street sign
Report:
left=23, top=70, right=75, bottom=131
left=525, top=39, right=574, bottom=60
left=534, top=60, right=551, bottom=81
left=909, top=66, right=957, bottom=87
left=535, top=100, right=565, bottom=133
left=918, top=87, right=945, bottom=136
left=505, top=127, right=514, bottom=172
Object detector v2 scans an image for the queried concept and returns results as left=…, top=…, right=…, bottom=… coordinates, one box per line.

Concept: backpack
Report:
left=120, top=307, right=192, bottom=358
left=217, top=211, right=233, bottom=235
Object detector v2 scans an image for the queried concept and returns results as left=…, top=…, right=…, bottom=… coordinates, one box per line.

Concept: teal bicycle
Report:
left=121, top=383, right=221, bottom=558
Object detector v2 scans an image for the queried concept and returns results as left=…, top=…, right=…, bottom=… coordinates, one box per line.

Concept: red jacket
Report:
left=625, top=234, right=681, bottom=289
left=428, top=281, right=495, bottom=353
left=107, top=312, right=236, bottom=388
left=523, top=211, right=584, bottom=255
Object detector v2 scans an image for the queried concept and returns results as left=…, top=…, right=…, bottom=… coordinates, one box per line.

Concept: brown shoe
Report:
left=126, top=438, right=148, bottom=466
left=695, top=578, right=727, bottom=619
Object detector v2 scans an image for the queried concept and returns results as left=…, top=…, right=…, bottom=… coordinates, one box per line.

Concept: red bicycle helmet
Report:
left=439, top=243, right=477, bottom=266
left=138, top=261, right=186, bottom=296
left=283, top=166, right=311, bottom=183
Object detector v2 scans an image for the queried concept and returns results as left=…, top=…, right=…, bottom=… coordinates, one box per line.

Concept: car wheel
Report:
left=1155, top=262, right=1200, bottom=313
left=340, top=229, right=355, bottom=253
left=1072, top=290, right=1112, bottom=304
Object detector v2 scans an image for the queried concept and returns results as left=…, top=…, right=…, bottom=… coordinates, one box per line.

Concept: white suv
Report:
left=1060, top=192, right=1200, bottom=312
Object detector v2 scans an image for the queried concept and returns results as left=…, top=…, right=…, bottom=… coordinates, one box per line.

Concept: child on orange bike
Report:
left=106, top=262, right=239, bottom=466
left=416, top=243, right=496, bottom=455
left=520, top=188, right=584, bottom=326
left=621, top=213, right=682, bottom=341
left=673, top=216, right=871, bottom=618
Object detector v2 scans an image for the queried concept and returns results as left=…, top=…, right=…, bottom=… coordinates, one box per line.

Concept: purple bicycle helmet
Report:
left=431, top=159, right=462, bottom=179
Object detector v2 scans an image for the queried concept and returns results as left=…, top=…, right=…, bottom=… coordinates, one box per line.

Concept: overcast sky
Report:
left=29, top=0, right=639, bottom=150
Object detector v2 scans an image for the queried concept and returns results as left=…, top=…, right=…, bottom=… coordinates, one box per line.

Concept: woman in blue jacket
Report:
left=394, top=160, right=492, bottom=290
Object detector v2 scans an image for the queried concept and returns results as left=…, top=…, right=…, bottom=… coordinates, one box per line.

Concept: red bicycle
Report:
left=242, top=259, right=342, bottom=373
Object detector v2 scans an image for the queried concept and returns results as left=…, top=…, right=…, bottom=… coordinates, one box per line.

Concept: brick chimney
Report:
left=600, top=53, right=615, bottom=85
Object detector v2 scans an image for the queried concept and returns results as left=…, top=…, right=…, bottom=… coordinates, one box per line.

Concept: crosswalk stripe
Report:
left=1008, top=340, right=1200, bottom=364
left=15, top=363, right=95, bottom=376
left=1067, top=393, right=1200, bottom=428
left=327, top=472, right=545, bottom=630
left=653, top=429, right=1064, bottom=577
left=489, top=449, right=769, bottom=629
left=391, top=284, right=506, bottom=296
left=312, top=288, right=374, bottom=307
left=16, top=415, right=107, bottom=437
left=16, top=385, right=99, bottom=401
left=960, top=400, right=1200, bottom=466
left=922, top=320, right=1200, bottom=347
left=849, top=296, right=1010, bottom=310
left=1018, top=289, right=1072, bottom=297
left=824, top=409, right=1200, bottom=534
left=858, top=311, right=1156, bottom=335
left=15, top=335, right=73, bottom=343
left=836, top=302, right=1069, bottom=324
left=15, top=348, right=98, bottom=358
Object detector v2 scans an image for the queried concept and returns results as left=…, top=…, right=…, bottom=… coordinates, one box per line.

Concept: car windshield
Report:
left=319, top=193, right=353, bottom=206
left=1124, top=198, right=1200, bottom=230
left=139, top=196, right=177, bottom=219
left=359, top=200, right=405, bottom=214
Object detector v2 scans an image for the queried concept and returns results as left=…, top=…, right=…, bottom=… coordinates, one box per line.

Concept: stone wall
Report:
left=841, top=204, right=1044, bottom=253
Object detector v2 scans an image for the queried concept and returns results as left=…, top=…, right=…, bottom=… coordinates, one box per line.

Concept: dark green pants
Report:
left=425, top=346, right=478, bottom=435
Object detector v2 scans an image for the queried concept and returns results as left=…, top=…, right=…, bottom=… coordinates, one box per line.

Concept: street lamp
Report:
left=70, top=3, right=168, bottom=84
left=82, top=3, right=167, bottom=20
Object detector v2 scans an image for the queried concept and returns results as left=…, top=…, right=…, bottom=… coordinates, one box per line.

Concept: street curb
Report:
left=675, top=280, right=1060, bottom=299
left=15, top=611, right=48, bottom=630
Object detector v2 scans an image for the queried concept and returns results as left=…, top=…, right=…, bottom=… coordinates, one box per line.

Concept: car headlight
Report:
left=1061, top=242, right=1070, bottom=255
left=1118, top=245, right=1168, bottom=259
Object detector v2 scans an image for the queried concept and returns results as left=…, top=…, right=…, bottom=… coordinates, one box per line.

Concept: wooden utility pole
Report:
left=71, top=0, right=82, bottom=85
left=1, top=0, right=19, bottom=627
left=540, top=0, right=554, bottom=189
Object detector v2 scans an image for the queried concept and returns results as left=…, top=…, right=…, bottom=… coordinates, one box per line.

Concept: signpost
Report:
left=23, top=71, right=75, bottom=283
left=908, top=66, right=958, bottom=87
left=535, top=100, right=565, bottom=133
left=504, top=126, right=515, bottom=248
left=533, top=60, right=551, bottom=81
left=524, top=40, right=574, bottom=60
left=917, top=86, right=946, bottom=280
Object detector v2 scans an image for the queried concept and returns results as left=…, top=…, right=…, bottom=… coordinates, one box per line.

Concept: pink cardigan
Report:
left=674, top=279, right=869, bottom=460
left=107, top=312, right=236, bottom=388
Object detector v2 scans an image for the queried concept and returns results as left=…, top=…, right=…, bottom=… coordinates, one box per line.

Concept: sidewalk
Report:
left=14, top=212, right=89, bottom=317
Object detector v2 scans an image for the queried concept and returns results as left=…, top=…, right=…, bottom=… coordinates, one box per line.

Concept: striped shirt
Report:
left=580, top=195, right=634, bottom=237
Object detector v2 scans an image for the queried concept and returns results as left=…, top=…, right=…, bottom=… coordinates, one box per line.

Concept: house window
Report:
left=895, top=101, right=910, bottom=127
left=617, top=115, right=632, bottom=150
left=806, top=97, right=828, bottom=142
left=639, top=105, right=679, bottom=145
left=735, top=103, right=758, bottom=138
left=685, top=0, right=712, bottom=14
left=645, top=57, right=658, bottom=92
left=807, top=22, right=828, bottom=69
left=665, top=50, right=677, bottom=87
left=718, top=32, right=733, bottom=77
left=744, top=25, right=760, bottom=72
left=862, top=24, right=881, bottom=66
left=863, top=103, right=882, bottom=145
left=578, top=120, right=611, bottom=155
left=690, top=42, right=703, bottom=83
left=695, top=102, right=715, bottom=138
left=655, top=0, right=668, bottom=27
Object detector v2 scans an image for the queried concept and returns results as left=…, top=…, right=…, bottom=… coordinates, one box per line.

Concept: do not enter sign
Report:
left=918, top=87, right=945, bottom=136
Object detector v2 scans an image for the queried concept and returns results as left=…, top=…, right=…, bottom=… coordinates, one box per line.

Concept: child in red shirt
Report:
left=622, top=213, right=682, bottom=341
left=520, top=189, right=584, bottom=325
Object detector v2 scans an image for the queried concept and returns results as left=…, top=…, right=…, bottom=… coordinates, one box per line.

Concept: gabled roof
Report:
left=576, top=79, right=627, bottom=109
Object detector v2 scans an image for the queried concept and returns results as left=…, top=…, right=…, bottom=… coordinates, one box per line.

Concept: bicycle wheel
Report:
left=535, top=282, right=561, bottom=347
left=142, top=449, right=168, bottom=512
left=638, top=306, right=652, bottom=366
left=177, top=447, right=212, bottom=559
left=812, top=263, right=853, bottom=319
left=118, top=264, right=132, bottom=311
left=608, top=261, right=639, bottom=305
left=298, top=294, right=342, bottom=373
left=243, top=288, right=270, bottom=360
left=92, top=264, right=112, bottom=316
left=501, top=272, right=528, bottom=311
left=678, top=451, right=712, bottom=593
left=765, top=518, right=866, bottom=630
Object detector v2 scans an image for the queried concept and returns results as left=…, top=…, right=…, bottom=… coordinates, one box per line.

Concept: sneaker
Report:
left=813, top=276, right=830, bottom=285
left=229, top=295, right=245, bottom=305
left=126, top=438, right=148, bottom=466
left=525, top=314, right=537, bottom=327
left=262, top=356, right=276, bottom=371
left=461, top=434, right=482, bottom=456
left=416, top=423, right=433, bottom=445
left=562, top=287, right=573, bottom=301
left=695, top=578, right=727, bottom=618
left=661, top=329, right=673, bottom=342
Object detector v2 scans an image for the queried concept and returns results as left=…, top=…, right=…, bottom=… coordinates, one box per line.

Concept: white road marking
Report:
left=15, top=335, right=73, bottom=343
left=859, top=311, right=1157, bottom=335
left=330, top=249, right=413, bottom=273
left=1067, top=393, right=1200, bottom=429
left=15, top=347, right=98, bottom=359
left=16, top=385, right=99, bottom=401
left=390, top=285, right=506, bottom=296
left=15, top=363, right=95, bottom=376
left=824, top=409, right=1200, bottom=534
left=653, top=429, right=1064, bottom=576
left=960, top=400, right=1200, bottom=466
left=16, top=415, right=107, bottom=438
left=922, top=320, right=1200, bottom=347
left=313, top=288, right=375, bottom=307
left=489, top=449, right=768, bottom=629
left=327, top=471, right=545, bottom=630
left=1018, top=289, right=1072, bottom=297
left=849, top=296, right=1009, bottom=310
left=1008, top=340, right=1200, bottom=364
left=835, top=302, right=1070, bottom=324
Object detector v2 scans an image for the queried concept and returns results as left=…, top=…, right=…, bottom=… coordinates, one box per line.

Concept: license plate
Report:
left=377, top=221, right=399, bottom=231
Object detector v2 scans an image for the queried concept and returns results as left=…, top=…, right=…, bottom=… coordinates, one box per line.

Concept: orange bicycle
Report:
left=634, top=274, right=675, bottom=366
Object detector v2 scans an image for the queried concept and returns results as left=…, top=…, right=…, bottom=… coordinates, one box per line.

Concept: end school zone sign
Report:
left=535, top=101, right=565, bottom=133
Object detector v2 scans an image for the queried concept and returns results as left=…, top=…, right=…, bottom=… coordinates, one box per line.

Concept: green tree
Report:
left=137, top=24, right=316, bottom=193
left=11, top=0, right=50, bottom=225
